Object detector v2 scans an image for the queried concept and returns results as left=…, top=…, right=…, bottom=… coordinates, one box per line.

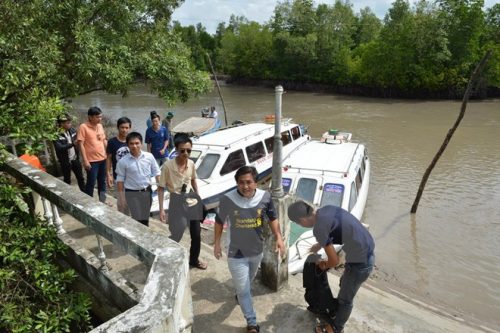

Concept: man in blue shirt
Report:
left=145, top=111, right=169, bottom=166
left=288, top=200, right=375, bottom=333
left=116, top=132, right=160, bottom=226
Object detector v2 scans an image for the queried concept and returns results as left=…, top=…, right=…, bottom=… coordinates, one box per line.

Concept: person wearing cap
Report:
left=54, top=113, right=85, bottom=191
left=145, top=111, right=169, bottom=166
left=115, top=132, right=160, bottom=226
left=287, top=200, right=375, bottom=333
left=76, top=106, right=108, bottom=203
left=213, top=165, right=285, bottom=333
left=162, top=112, right=174, bottom=151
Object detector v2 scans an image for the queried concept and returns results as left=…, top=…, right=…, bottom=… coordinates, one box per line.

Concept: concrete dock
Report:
left=62, top=207, right=494, bottom=333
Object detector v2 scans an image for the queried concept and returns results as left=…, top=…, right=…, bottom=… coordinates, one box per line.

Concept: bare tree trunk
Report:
left=411, top=50, right=492, bottom=214
left=206, top=53, right=228, bottom=127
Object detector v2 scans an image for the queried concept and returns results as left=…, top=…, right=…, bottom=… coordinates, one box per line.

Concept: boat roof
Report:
left=283, top=140, right=362, bottom=175
left=172, top=117, right=216, bottom=135
left=192, top=122, right=297, bottom=149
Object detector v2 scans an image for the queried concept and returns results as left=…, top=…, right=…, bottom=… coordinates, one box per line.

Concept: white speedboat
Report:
left=284, top=131, right=370, bottom=274
left=151, top=120, right=310, bottom=213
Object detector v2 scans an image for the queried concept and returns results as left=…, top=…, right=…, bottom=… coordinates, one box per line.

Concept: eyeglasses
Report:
left=179, top=149, right=192, bottom=154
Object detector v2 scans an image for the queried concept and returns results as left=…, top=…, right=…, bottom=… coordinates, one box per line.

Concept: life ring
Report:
left=264, top=115, right=275, bottom=124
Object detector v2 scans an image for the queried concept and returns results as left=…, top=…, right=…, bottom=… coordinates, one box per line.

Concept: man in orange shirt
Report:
left=76, top=106, right=108, bottom=203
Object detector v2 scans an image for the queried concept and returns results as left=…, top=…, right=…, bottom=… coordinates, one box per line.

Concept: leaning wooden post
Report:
left=411, top=50, right=492, bottom=214
left=206, top=52, right=228, bottom=127
left=261, top=85, right=289, bottom=291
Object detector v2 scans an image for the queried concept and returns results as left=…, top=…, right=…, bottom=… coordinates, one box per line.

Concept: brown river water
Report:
left=71, top=83, right=500, bottom=329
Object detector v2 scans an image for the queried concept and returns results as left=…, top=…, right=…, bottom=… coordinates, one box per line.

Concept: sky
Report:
left=171, top=0, right=498, bottom=34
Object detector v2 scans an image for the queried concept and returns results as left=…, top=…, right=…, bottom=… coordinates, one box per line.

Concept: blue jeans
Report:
left=227, top=253, right=263, bottom=327
left=334, top=254, right=374, bottom=332
left=84, top=160, right=106, bottom=203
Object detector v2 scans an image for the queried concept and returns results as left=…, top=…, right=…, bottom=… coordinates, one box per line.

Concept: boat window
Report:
left=320, top=183, right=344, bottom=208
left=220, top=149, right=246, bottom=176
left=282, top=178, right=292, bottom=193
left=359, top=158, right=365, bottom=182
left=246, top=141, right=266, bottom=163
left=189, top=150, right=202, bottom=164
left=291, top=126, right=301, bottom=140
left=264, top=137, right=274, bottom=153
left=296, top=178, right=317, bottom=203
left=348, top=181, right=357, bottom=211
left=281, top=130, right=292, bottom=146
left=355, top=169, right=362, bottom=191
left=197, top=153, right=220, bottom=179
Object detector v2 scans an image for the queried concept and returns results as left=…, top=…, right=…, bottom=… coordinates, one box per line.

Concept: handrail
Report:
left=1, top=154, right=192, bottom=333
left=194, top=121, right=298, bottom=150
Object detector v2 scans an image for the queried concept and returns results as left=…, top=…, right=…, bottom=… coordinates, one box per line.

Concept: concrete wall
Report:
left=1, top=154, right=192, bottom=333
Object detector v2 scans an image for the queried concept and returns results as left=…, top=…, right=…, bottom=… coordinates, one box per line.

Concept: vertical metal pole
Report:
left=261, top=85, right=288, bottom=291
left=271, top=85, right=284, bottom=198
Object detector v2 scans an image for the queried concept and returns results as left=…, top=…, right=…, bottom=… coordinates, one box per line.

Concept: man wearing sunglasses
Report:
left=158, top=133, right=207, bottom=270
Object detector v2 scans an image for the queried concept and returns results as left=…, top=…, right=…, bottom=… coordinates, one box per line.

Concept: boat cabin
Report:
left=190, top=121, right=309, bottom=209
left=282, top=140, right=370, bottom=221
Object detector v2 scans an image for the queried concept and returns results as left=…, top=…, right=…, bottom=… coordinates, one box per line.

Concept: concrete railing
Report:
left=1, top=154, right=192, bottom=333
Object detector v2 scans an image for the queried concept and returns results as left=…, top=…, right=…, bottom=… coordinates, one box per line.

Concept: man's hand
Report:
left=83, top=161, right=91, bottom=171
left=159, top=210, right=167, bottom=223
left=117, top=197, right=127, bottom=213
left=316, top=260, right=329, bottom=271
left=106, top=174, right=114, bottom=187
left=310, top=242, right=322, bottom=254
left=214, top=243, right=222, bottom=260
left=276, top=238, right=286, bottom=258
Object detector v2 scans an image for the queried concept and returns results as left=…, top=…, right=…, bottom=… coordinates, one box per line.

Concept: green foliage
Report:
left=0, top=176, right=92, bottom=332
left=179, top=0, right=498, bottom=96
left=0, top=0, right=211, bottom=151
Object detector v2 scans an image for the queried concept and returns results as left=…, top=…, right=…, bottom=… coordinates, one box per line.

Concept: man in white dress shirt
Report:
left=116, top=132, right=160, bottom=226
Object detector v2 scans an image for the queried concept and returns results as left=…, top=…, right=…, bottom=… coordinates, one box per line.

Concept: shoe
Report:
left=189, top=260, right=207, bottom=270
left=247, top=324, right=260, bottom=333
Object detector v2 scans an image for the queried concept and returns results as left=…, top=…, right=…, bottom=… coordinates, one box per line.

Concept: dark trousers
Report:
left=169, top=219, right=201, bottom=266
left=84, top=160, right=106, bottom=203
left=303, top=254, right=338, bottom=319
left=125, top=189, right=152, bottom=226
left=60, top=158, right=85, bottom=192
left=168, top=192, right=204, bottom=266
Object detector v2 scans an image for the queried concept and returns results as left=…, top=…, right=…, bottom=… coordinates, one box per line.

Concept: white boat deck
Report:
left=283, top=140, right=361, bottom=176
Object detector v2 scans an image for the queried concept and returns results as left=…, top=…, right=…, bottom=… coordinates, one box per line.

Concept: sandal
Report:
left=247, top=325, right=260, bottom=333
left=189, top=260, right=208, bottom=270
left=314, top=322, right=334, bottom=333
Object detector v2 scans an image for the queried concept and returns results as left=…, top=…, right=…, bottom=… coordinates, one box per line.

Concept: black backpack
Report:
left=303, top=254, right=338, bottom=319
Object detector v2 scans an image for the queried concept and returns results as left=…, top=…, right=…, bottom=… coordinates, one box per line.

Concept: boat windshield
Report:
left=296, top=178, right=317, bottom=203
left=320, top=183, right=344, bottom=208
left=197, top=153, right=220, bottom=179
left=189, top=150, right=202, bottom=164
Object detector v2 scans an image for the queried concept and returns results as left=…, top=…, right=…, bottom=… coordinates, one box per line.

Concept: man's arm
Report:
left=214, top=221, right=224, bottom=259
left=269, top=218, right=285, bottom=258
left=158, top=187, right=166, bottom=223
left=77, top=140, right=90, bottom=171
left=317, top=244, right=339, bottom=271
left=116, top=181, right=127, bottom=212
left=106, top=154, right=113, bottom=186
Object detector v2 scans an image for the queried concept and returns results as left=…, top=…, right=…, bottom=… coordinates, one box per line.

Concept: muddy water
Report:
left=71, top=83, right=500, bottom=328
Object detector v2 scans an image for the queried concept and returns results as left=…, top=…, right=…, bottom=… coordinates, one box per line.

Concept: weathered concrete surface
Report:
left=2, top=156, right=193, bottom=333
left=7, top=157, right=495, bottom=333
left=187, top=229, right=495, bottom=333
